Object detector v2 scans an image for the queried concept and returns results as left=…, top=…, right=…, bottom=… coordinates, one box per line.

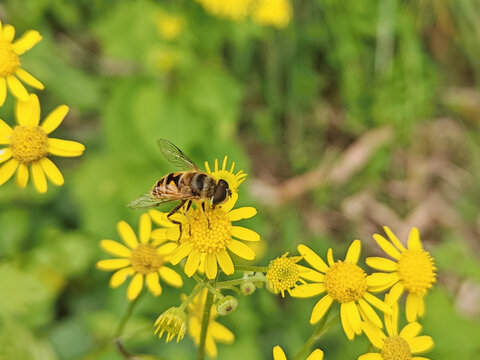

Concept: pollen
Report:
left=0, top=40, right=20, bottom=77
left=266, top=253, right=301, bottom=296
left=10, top=126, right=49, bottom=164
left=188, top=206, right=232, bottom=254
left=397, top=249, right=436, bottom=295
left=324, top=261, right=367, bottom=303
left=130, top=244, right=163, bottom=275
left=381, top=336, right=412, bottom=360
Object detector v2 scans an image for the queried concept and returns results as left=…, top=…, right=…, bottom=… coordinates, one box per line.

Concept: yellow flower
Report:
left=273, top=346, right=323, bottom=360
left=195, top=0, right=255, bottom=22
left=0, top=94, right=84, bottom=193
left=96, top=213, right=183, bottom=301
left=266, top=252, right=324, bottom=297
left=150, top=192, right=259, bottom=279
left=291, top=241, right=391, bottom=340
left=251, top=0, right=292, bottom=28
left=184, top=289, right=234, bottom=358
left=0, top=20, right=43, bottom=105
left=359, top=297, right=434, bottom=360
left=154, top=306, right=187, bottom=342
left=366, top=227, right=437, bottom=322
left=156, top=10, right=184, bottom=41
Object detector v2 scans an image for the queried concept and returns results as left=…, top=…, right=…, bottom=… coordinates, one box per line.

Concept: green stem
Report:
left=114, top=291, right=144, bottom=339
left=234, top=265, right=269, bottom=273
left=197, top=282, right=215, bottom=360
left=179, top=283, right=205, bottom=312
left=217, top=274, right=266, bottom=288
left=293, top=312, right=339, bottom=360
left=193, top=273, right=224, bottom=298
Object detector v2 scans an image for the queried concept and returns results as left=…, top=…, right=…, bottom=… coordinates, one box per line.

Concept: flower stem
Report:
left=234, top=264, right=269, bottom=272
left=217, top=274, right=266, bottom=288
left=197, top=282, right=215, bottom=360
left=179, top=283, right=205, bottom=312
left=114, top=291, right=144, bottom=339
left=292, top=311, right=339, bottom=360
left=193, top=273, right=223, bottom=298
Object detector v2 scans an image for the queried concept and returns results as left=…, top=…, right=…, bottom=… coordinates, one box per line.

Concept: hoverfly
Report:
left=128, top=139, right=232, bottom=232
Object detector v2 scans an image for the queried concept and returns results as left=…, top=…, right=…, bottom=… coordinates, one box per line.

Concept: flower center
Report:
left=10, top=126, right=49, bottom=164
left=324, top=261, right=367, bottom=303
left=266, top=255, right=300, bottom=295
left=397, top=249, right=436, bottom=294
left=188, top=206, right=232, bottom=254
left=381, top=336, right=412, bottom=360
left=130, top=244, right=162, bottom=274
left=0, top=40, right=20, bottom=77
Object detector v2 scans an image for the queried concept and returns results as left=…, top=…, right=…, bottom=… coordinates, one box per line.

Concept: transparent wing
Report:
left=157, top=139, right=200, bottom=171
left=127, top=192, right=178, bottom=209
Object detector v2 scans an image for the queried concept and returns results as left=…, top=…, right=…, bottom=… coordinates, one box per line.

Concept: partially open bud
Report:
left=241, top=281, right=256, bottom=295
left=154, top=307, right=187, bottom=342
left=216, top=295, right=238, bottom=316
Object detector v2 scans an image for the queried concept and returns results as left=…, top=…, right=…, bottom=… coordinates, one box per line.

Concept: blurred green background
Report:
left=1, top=0, right=480, bottom=359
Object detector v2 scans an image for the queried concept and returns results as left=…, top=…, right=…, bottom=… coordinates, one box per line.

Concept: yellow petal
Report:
left=417, top=294, right=425, bottom=317
left=205, top=336, right=218, bottom=358
left=0, top=148, right=12, bottom=163
left=221, top=191, right=238, bottom=213
left=0, top=119, right=12, bottom=137
left=0, top=159, right=18, bottom=185
left=360, top=321, right=386, bottom=349
left=109, top=267, right=134, bottom=288
left=41, top=105, right=68, bottom=134
left=406, top=292, right=419, bottom=322
left=185, top=250, right=201, bottom=277
left=227, top=239, right=255, bottom=260
left=310, top=295, right=333, bottom=324
left=408, top=336, right=434, bottom=354
left=366, top=257, right=398, bottom=271
left=100, top=239, right=131, bottom=257
left=158, top=266, right=183, bottom=287
left=385, top=300, right=398, bottom=337
left=205, top=253, right=217, bottom=279
left=117, top=220, right=138, bottom=249
left=373, top=234, right=401, bottom=259
left=139, top=212, right=152, bottom=244
left=12, top=30, right=42, bottom=55
left=48, top=138, right=85, bottom=157
left=216, top=250, right=234, bottom=275
left=15, top=163, right=28, bottom=188
left=346, top=301, right=362, bottom=334
left=358, top=298, right=383, bottom=328
left=273, top=346, right=287, bottom=360
left=2, top=25, right=15, bottom=42
left=297, top=265, right=324, bottom=282
left=7, top=76, right=29, bottom=102
left=15, top=68, right=44, bottom=90
left=363, top=292, right=391, bottom=314
left=0, top=78, right=6, bottom=106
left=383, top=226, right=406, bottom=252
left=367, top=272, right=399, bottom=290
left=149, top=209, right=176, bottom=227
left=306, top=349, right=324, bottom=360
left=231, top=226, right=260, bottom=241
left=170, top=242, right=194, bottom=264
left=290, top=283, right=325, bottom=298
left=327, top=248, right=335, bottom=266
left=96, top=258, right=131, bottom=271
left=297, top=244, right=329, bottom=273
left=31, top=161, right=47, bottom=193
left=157, top=242, right=178, bottom=256
left=127, top=273, right=143, bottom=301
left=146, top=272, right=162, bottom=296
left=227, top=207, right=257, bottom=221
left=340, top=303, right=355, bottom=340
left=39, top=157, right=64, bottom=186
left=209, top=321, right=234, bottom=343
left=400, top=322, right=422, bottom=341
left=387, top=282, right=405, bottom=304
left=408, top=227, right=422, bottom=250
left=345, top=240, right=361, bottom=264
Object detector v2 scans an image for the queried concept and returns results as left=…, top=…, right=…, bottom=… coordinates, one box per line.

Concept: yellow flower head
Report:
left=205, top=156, right=248, bottom=197
left=359, top=297, right=434, bottom=360
left=195, top=0, right=255, bottom=22
left=154, top=306, right=187, bottom=342
left=290, top=241, right=391, bottom=340
left=266, top=252, right=324, bottom=297
left=150, top=193, right=259, bottom=279
left=366, top=226, right=437, bottom=322
left=0, top=94, right=84, bottom=193
left=0, top=20, right=43, bottom=105
left=96, top=213, right=183, bottom=301
left=251, top=0, right=292, bottom=28
left=273, top=346, right=324, bottom=360
left=156, top=10, right=184, bottom=41
left=184, top=289, right=234, bottom=358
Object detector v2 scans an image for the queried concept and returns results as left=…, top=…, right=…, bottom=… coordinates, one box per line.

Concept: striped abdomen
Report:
left=151, top=171, right=216, bottom=200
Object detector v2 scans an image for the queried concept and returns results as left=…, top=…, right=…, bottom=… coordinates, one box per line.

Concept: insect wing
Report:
left=127, top=192, right=177, bottom=209
left=157, top=138, right=200, bottom=171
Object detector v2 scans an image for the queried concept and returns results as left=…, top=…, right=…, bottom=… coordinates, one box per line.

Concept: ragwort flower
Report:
left=0, top=94, right=84, bottom=193
left=154, top=306, right=187, bottom=342
left=273, top=346, right=323, bottom=360
left=359, top=297, right=434, bottom=360
left=366, top=227, right=436, bottom=322
left=195, top=0, right=255, bottom=22
left=96, top=213, right=183, bottom=301
left=0, top=20, right=43, bottom=105
left=184, top=289, right=234, bottom=358
left=291, top=241, right=391, bottom=340
left=252, top=0, right=293, bottom=28
left=151, top=192, right=259, bottom=279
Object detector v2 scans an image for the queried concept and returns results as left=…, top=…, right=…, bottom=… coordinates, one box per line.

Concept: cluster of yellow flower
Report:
left=0, top=21, right=84, bottom=193
left=97, top=154, right=437, bottom=360
left=196, top=0, right=293, bottom=28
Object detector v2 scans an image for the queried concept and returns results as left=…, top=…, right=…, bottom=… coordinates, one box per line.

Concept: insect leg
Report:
left=201, top=201, right=210, bottom=228
left=167, top=200, right=187, bottom=241
left=184, top=200, right=193, bottom=236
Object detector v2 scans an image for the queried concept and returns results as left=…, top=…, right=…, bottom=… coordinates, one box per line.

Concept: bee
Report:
left=128, top=139, right=232, bottom=232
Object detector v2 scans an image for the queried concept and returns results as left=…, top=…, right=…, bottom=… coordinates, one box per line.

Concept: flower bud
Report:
left=241, top=281, right=256, bottom=295
left=216, top=295, right=238, bottom=316
left=154, top=307, right=187, bottom=342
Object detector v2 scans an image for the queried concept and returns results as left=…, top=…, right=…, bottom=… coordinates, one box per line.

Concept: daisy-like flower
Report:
left=266, top=252, right=324, bottom=297
left=184, top=289, right=234, bottom=358
left=273, top=346, right=323, bottom=360
left=96, top=213, right=183, bottom=301
left=291, top=241, right=391, bottom=340
left=0, top=94, right=84, bottom=193
left=0, top=20, right=43, bottom=105
left=150, top=192, right=259, bottom=279
left=195, top=0, right=255, bottom=22
left=359, top=296, right=434, bottom=360
left=366, top=226, right=436, bottom=322
left=252, top=0, right=293, bottom=28
left=154, top=306, right=187, bottom=342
